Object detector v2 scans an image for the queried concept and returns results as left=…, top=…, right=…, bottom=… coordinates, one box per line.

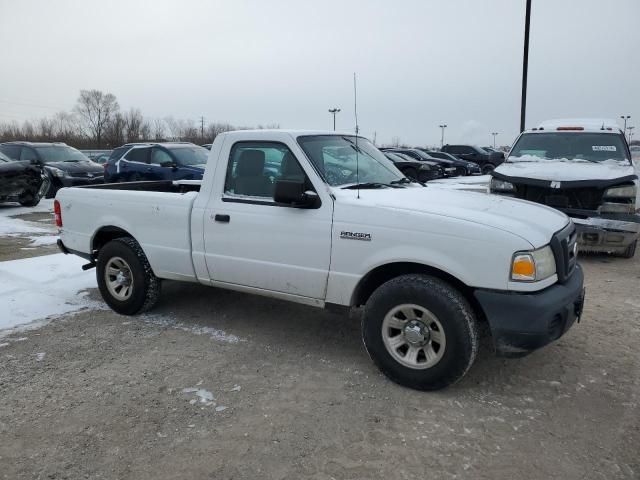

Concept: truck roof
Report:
left=533, top=118, right=623, bottom=133
left=221, top=129, right=358, bottom=138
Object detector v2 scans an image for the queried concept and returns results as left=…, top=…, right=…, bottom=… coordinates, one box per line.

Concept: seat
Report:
left=234, top=150, right=273, bottom=197
left=279, top=152, right=305, bottom=182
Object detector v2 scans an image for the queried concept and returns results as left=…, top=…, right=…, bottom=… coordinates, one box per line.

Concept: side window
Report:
left=150, top=148, right=173, bottom=166
left=0, top=145, right=22, bottom=159
left=125, top=148, right=149, bottom=163
left=224, top=142, right=306, bottom=199
left=20, top=147, right=38, bottom=161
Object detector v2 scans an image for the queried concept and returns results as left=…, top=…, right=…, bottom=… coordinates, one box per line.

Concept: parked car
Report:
left=104, top=143, right=209, bottom=182
left=81, top=150, right=112, bottom=161
left=490, top=118, right=639, bottom=258
left=56, top=130, right=584, bottom=391
left=0, top=141, right=104, bottom=198
left=92, top=153, right=111, bottom=164
left=381, top=148, right=458, bottom=177
left=383, top=151, right=442, bottom=182
left=418, top=149, right=482, bottom=175
left=441, top=144, right=504, bottom=173
left=0, top=151, right=50, bottom=206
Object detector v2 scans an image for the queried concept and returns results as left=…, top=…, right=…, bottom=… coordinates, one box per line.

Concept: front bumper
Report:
left=572, top=216, right=640, bottom=253
left=474, top=266, right=585, bottom=357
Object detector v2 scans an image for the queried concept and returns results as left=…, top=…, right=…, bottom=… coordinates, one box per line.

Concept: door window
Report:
left=150, top=148, right=173, bottom=166
left=0, top=144, right=22, bottom=159
left=19, top=147, right=38, bottom=161
left=224, top=142, right=306, bottom=199
left=125, top=147, right=150, bottom=163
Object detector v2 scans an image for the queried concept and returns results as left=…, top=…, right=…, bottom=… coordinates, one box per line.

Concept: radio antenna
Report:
left=354, top=72, right=360, bottom=199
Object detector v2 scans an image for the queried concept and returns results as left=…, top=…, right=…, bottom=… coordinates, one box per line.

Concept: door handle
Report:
left=214, top=214, right=230, bottom=223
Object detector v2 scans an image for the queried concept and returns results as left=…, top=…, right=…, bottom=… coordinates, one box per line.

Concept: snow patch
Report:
left=28, top=235, right=59, bottom=246
left=141, top=313, right=241, bottom=343
left=0, top=253, right=99, bottom=334
left=182, top=387, right=215, bottom=404
left=35, top=352, right=46, bottom=361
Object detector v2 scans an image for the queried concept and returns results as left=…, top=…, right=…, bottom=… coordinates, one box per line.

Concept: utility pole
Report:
left=373, top=131, right=377, bottom=146
left=520, top=0, right=532, bottom=132
left=620, top=115, right=630, bottom=136
left=328, top=108, right=341, bottom=131
left=627, top=126, right=635, bottom=143
left=439, top=124, right=447, bottom=149
left=200, top=116, right=205, bottom=140
left=492, top=132, right=499, bottom=148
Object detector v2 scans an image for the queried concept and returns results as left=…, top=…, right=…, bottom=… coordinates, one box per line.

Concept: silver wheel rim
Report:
left=381, top=304, right=446, bottom=370
left=105, top=256, right=133, bottom=301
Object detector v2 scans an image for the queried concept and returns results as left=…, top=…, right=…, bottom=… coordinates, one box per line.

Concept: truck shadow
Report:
left=125, top=279, right=583, bottom=393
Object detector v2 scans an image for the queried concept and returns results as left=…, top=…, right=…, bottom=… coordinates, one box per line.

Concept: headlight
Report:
left=47, top=167, right=67, bottom=178
left=511, top=245, right=556, bottom=282
left=603, top=185, right=636, bottom=198
left=419, top=164, right=432, bottom=170
left=490, top=178, right=515, bottom=192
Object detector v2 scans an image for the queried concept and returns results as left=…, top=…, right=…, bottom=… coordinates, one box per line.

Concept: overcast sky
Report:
left=0, top=0, right=638, bottom=146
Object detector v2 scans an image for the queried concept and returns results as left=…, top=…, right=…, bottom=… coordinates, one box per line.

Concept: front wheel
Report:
left=18, top=192, right=41, bottom=207
left=620, top=240, right=637, bottom=259
left=96, top=237, right=161, bottom=315
left=362, top=274, right=479, bottom=391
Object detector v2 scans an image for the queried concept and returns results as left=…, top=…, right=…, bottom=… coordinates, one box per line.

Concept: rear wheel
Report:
left=620, top=240, right=637, bottom=259
left=96, top=237, right=161, bottom=315
left=362, top=274, right=479, bottom=391
left=481, top=164, right=495, bottom=174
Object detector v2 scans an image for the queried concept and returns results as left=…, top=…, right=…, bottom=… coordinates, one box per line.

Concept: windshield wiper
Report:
left=341, top=182, right=399, bottom=190
left=390, top=177, right=424, bottom=186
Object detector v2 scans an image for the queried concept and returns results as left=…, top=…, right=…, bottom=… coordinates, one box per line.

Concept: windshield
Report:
left=509, top=132, right=630, bottom=163
left=169, top=146, right=209, bottom=166
left=297, top=135, right=403, bottom=187
left=0, top=151, right=11, bottom=162
left=35, top=146, right=89, bottom=163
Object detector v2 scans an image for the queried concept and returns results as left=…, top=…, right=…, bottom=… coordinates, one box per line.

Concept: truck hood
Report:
left=333, top=186, right=568, bottom=248
left=497, top=158, right=636, bottom=182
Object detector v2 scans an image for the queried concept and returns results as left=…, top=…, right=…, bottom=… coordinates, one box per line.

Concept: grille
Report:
left=513, top=184, right=604, bottom=211
left=550, top=222, right=577, bottom=283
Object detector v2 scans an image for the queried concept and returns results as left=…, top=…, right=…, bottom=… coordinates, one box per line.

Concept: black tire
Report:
left=620, top=240, right=637, bottom=259
left=362, top=274, right=479, bottom=391
left=402, top=167, right=418, bottom=181
left=481, top=164, right=495, bottom=174
left=96, top=237, right=161, bottom=315
left=18, top=192, right=41, bottom=207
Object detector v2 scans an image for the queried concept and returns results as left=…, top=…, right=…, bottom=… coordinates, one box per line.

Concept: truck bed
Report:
left=57, top=183, right=201, bottom=283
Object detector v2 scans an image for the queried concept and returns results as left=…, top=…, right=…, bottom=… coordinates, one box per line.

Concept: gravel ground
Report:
left=0, top=209, right=638, bottom=479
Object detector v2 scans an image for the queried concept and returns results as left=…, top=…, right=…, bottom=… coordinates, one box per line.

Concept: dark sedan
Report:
left=383, top=151, right=442, bottom=182
left=381, top=148, right=460, bottom=177
left=0, top=142, right=104, bottom=198
left=0, top=151, right=50, bottom=206
left=421, top=150, right=482, bottom=175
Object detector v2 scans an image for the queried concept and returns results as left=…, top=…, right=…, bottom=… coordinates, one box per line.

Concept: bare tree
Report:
left=124, top=108, right=144, bottom=143
left=74, top=89, right=119, bottom=148
left=104, top=112, right=126, bottom=147
left=152, top=118, right=166, bottom=141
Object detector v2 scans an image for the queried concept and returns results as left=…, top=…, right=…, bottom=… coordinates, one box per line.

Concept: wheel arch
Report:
left=91, top=225, right=135, bottom=254
left=351, top=261, right=485, bottom=321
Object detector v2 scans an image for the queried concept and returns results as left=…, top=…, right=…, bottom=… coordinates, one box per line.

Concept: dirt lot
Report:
left=0, top=209, right=638, bottom=479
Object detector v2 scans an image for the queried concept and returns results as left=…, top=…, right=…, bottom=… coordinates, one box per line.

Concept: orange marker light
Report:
left=512, top=255, right=535, bottom=280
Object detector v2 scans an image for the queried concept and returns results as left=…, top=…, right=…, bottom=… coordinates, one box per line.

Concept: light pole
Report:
left=520, top=0, right=532, bottom=132
left=328, top=108, right=341, bottom=131
left=439, top=124, right=447, bottom=149
left=491, top=132, right=499, bottom=148
left=627, top=125, right=635, bottom=143
left=620, top=115, right=630, bottom=135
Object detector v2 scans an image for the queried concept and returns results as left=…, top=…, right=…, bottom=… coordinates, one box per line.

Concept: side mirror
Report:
left=274, top=179, right=320, bottom=208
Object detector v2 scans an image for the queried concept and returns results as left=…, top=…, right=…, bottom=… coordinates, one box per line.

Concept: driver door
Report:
left=202, top=141, right=333, bottom=300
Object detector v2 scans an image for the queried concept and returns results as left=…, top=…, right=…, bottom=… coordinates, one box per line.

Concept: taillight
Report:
left=54, top=199, right=62, bottom=227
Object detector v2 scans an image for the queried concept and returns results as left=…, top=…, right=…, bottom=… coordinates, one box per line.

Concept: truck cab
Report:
left=490, top=119, right=639, bottom=258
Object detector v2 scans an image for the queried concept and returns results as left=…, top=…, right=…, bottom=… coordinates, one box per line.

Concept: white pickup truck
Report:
left=55, top=130, right=585, bottom=390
